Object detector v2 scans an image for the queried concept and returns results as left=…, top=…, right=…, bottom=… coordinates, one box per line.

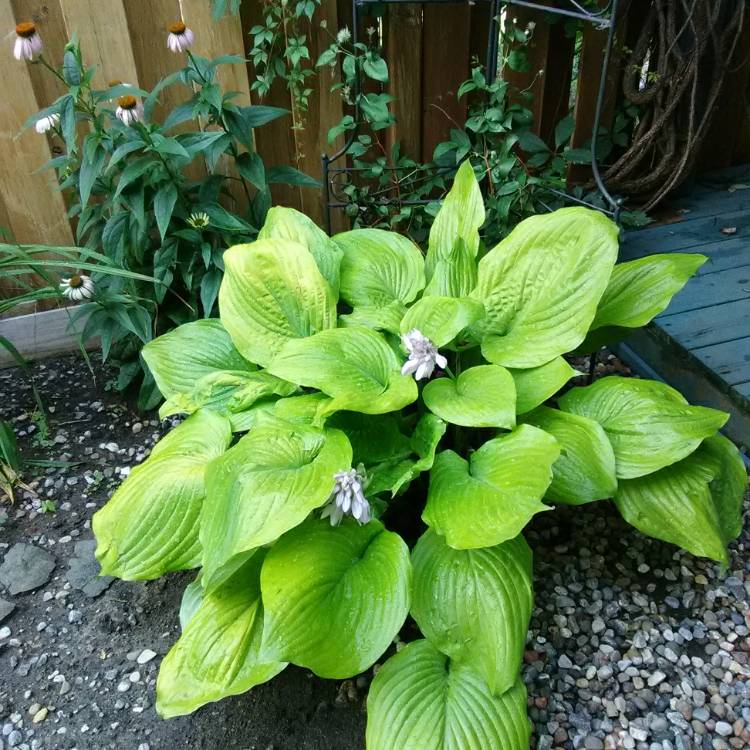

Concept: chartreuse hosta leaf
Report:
left=159, top=370, right=297, bottom=431
left=592, top=253, right=707, bottom=330
left=423, top=365, right=516, bottom=429
left=424, top=160, right=485, bottom=298
left=157, top=552, right=286, bottom=718
left=576, top=253, right=707, bottom=353
left=260, top=517, right=411, bottom=678
left=267, top=326, right=418, bottom=415
left=411, top=530, right=533, bottom=695
left=423, top=425, right=559, bottom=548
left=400, top=296, right=484, bottom=348
left=522, top=406, right=617, bottom=504
left=559, top=377, right=728, bottom=479
left=368, top=413, right=447, bottom=497
left=200, top=419, right=351, bottom=583
left=338, top=300, right=406, bottom=335
left=473, top=207, right=619, bottom=368
left=509, top=357, right=579, bottom=414
left=334, top=228, right=425, bottom=310
left=142, top=319, right=255, bottom=398
left=614, top=435, right=747, bottom=564
left=327, top=412, right=412, bottom=466
left=366, top=640, right=530, bottom=750
left=219, top=238, right=336, bottom=367
left=93, top=410, right=231, bottom=579
left=258, top=206, right=343, bottom=294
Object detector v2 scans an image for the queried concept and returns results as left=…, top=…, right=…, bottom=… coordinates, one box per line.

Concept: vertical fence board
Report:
left=0, top=0, right=74, bottom=248
left=421, top=3, right=471, bottom=162
left=386, top=4, right=423, bottom=160
left=61, top=0, right=139, bottom=87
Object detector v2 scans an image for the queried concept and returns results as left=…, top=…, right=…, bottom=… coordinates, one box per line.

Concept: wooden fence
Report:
left=1, top=0, right=749, bottom=250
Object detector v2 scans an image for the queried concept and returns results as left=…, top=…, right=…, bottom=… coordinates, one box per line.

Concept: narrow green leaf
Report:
left=154, top=183, right=178, bottom=242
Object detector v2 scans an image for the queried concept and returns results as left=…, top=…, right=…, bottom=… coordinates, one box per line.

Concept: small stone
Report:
left=7, top=731, right=21, bottom=748
left=0, top=626, right=10, bottom=639
left=0, top=599, right=15, bottom=624
left=68, top=609, right=82, bottom=624
left=715, top=722, right=733, bottom=737
left=647, top=671, right=667, bottom=687
left=0, top=543, right=56, bottom=595
left=136, top=649, right=157, bottom=665
left=558, top=654, right=574, bottom=669
left=592, top=617, right=606, bottom=634
left=32, top=708, right=47, bottom=724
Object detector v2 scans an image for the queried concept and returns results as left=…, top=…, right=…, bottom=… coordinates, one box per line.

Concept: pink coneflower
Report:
left=13, top=21, right=42, bottom=61
left=115, top=95, right=143, bottom=126
left=167, top=21, right=194, bottom=54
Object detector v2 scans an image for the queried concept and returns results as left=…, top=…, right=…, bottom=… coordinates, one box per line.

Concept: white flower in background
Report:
left=401, top=328, right=447, bottom=380
left=336, top=27, right=351, bottom=45
left=167, top=21, right=194, bottom=53
left=115, top=95, right=144, bottom=126
left=60, top=274, right=94, bottom=302
left=34, top=113, right=59, bottom=134
left=187, top=211, right=210, bottom=229
left=13, top=21, right=42, bottom=61
left=321, top=465, right=371, bottom=526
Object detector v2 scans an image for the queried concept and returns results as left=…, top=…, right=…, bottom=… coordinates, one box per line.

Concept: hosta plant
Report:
left=93, top=161, right=746, bottom=747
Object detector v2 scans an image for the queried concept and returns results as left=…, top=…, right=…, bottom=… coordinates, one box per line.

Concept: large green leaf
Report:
left=156, top=552, right=286, bottom=718
left=592, top=253, right=707, bottom=330
left=423, top=425, right=559, bottom=548
left=522, top=406, right=617, bottom=504
left=509, top=357, right=579, bottom=414
left=159, top=370, right=297, bottom=431
left=258, top=206, right=343, bottom=295
left=219, top=238, right=336, bottom=367
left=200, top=420, right=351, bottom=582
left=411, top=530, right=533, bottom=694
left=424, top=160, right=485, bottom=298
left=338, top=301, right=406, bottom=335
left=260, top=517, right=411, bottom=678
left=366, top=640, right=530, bottom=750
left=334, top=228, right=425, bottom=308
left=266, top=326, right=418, bottom=415
left=400, top=296, right=485, bottom=348
left=368, top=413, right=447, bottom=497
left=614, top=435, right=747, bottom=564
left=559, top=377, right=728, bottom=479
left=327, top=412, right=412, bottom=466
left=93, top=411, right=232, bottom=579
left=472, top=207, right=619, bottom=368
left=422, top=365, right=515, bottom=428
left=142, top=319, right=254, bottom=398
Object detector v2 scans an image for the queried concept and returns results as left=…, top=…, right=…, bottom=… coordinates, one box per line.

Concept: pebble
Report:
left=137, top=649, right=157, bottom=665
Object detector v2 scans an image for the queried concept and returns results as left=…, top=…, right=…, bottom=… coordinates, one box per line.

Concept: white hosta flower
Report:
left=336, top=27, right=351, bottom=45
left=60, top=274, right=94, bottom=302
left=13, top=21, right=42, bottom=61
left=115, top=95, right=144, bottom=126
left=167, top=21, right=194, bottom=53
left=35, top=113, right=59, bottom=134
left=401, top=328, right=447, bottom=381
left=187, top=211, right=209, bottom=229
left=321, top=465, right=371, bottom=527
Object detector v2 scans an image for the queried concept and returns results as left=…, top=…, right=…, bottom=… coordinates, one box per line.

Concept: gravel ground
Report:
left=0, top=353, right=748, bottom=750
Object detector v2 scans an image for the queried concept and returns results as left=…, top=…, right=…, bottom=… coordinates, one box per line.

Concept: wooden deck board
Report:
left=616, top=167, right=750, bottom=450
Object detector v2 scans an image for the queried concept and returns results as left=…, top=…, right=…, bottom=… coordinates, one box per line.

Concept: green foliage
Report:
left=27, top=36, right=317, bottom=407
left=93, top=165, right=746, bottom=747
